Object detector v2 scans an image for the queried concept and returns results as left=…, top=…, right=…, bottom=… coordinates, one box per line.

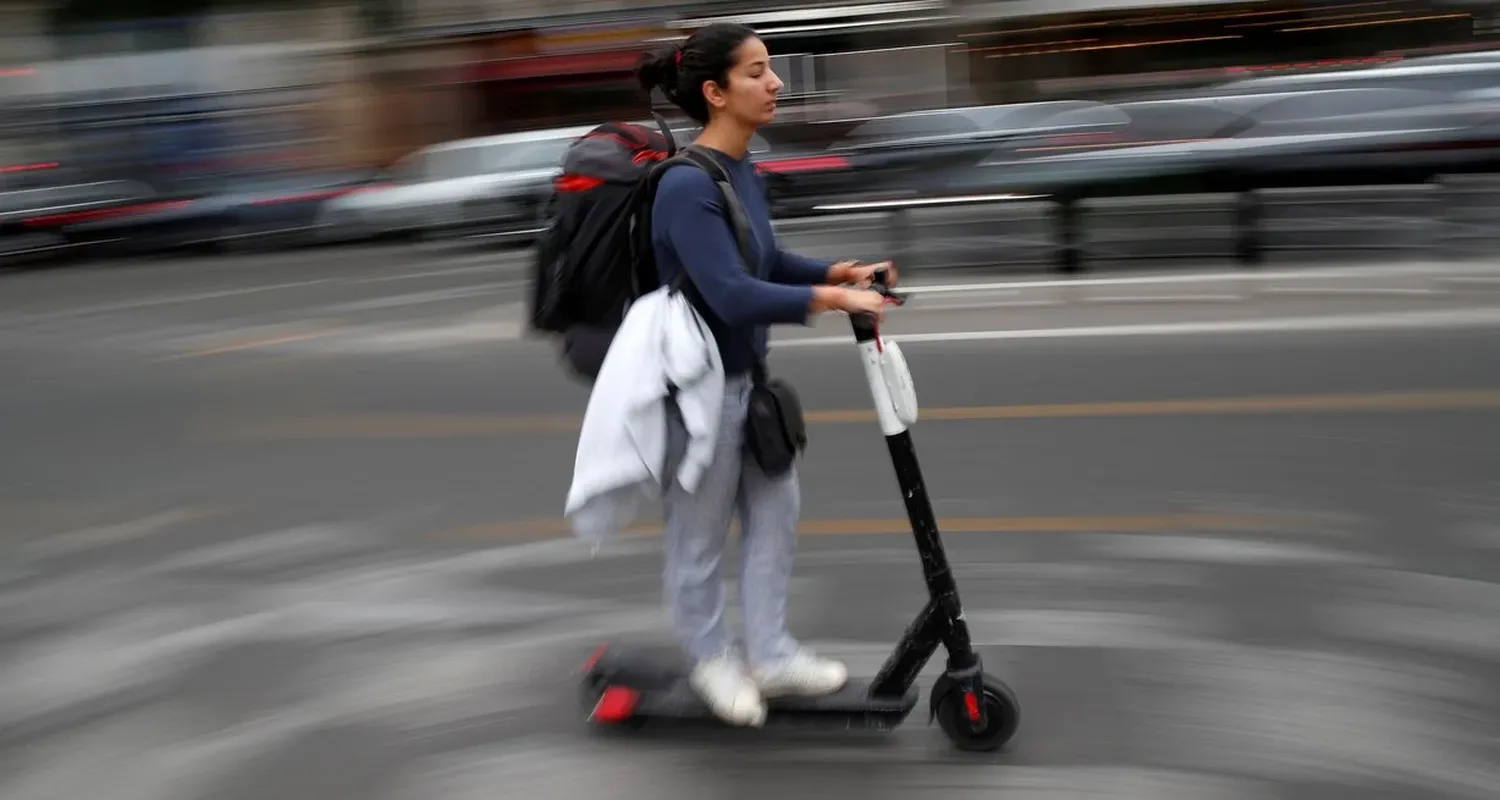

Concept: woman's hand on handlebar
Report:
left=853, top=261, right=898, bottom=289
left=830, top=260, right=899, bottom=289
left=811, top=285, right=887, bottom=318
left=841, top=288, right=888, bottom=318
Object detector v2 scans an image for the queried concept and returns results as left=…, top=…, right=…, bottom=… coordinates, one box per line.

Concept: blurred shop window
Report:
left=49, top=3, right=199, bottom=51
left=357, top=0, right=401, bottom=37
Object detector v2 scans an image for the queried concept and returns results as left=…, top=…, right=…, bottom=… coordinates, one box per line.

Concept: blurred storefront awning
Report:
left=956, top=0, right=1265, bottom=16
left=393, top=8, right=673, bottom=42
left=443, top=21, right=663, bottom=83
left=684, top=0, right=947, bottom=22
left=395, top=0, right=957, bottom=41
left=462, top=48, right=642, bottom=82
left=681, top=0, right=958, bottom=36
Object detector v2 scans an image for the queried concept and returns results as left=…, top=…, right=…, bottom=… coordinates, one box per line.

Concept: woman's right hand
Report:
left=811, top=285, right=887, bottom=318
left=838, top=287, right=888, bottom=318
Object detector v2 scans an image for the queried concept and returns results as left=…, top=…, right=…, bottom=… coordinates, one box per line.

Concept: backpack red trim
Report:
left=584, top=131, right=644, bottom=151
left=555, top=174, right=605, bottom=193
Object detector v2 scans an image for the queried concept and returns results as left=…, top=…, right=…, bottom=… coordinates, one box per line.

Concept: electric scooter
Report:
left=579, top=269, right=1021, bottom=752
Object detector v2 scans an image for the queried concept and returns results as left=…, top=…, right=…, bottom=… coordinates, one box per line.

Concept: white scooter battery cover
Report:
left=858, top=331, right=918, bottom=435
left=881, top=339, right=918, bottom=426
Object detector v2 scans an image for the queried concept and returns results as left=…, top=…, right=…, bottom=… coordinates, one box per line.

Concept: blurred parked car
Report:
left=70, top=169, right=379, bottom=255
left=447, top=126, right=608, bottom=245
left=319, top=126, right=594, bottom=244
left=1, top=164, right=159, bottom=267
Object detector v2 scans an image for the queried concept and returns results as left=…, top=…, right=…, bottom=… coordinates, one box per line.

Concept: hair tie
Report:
left=675, top=48, right=683, bottom=67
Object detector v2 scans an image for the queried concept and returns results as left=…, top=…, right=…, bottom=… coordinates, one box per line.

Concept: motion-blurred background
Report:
left=5, top=5, right=1500, bottom=800
left=8, top=0, right=1500, bottom=268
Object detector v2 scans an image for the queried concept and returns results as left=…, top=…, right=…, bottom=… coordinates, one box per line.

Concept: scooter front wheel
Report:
left=934, top=674, right=1020, bottom=752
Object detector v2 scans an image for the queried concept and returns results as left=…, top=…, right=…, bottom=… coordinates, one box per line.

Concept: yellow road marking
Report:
left=166, top=322, right=342, bottom=360
left=208, top=388, right=1500, bottom=440
left=434, top=513, right=1290, bottom=543
left=811, top=388, right=1500, bottom=423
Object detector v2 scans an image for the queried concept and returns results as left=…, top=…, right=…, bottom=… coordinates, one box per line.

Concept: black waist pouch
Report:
left=744, top=365, right=808, bottom=477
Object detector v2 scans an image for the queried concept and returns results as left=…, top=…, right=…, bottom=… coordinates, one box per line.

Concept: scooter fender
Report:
left=927, top=674, right=957, bottom=725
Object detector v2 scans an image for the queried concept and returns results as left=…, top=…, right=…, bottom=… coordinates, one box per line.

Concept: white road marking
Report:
left=896, top=261, right=1500, bottom=295
left=909, top=299, right=1062, bottom=312
left=362, top=263, right=522, bottom=283
left=0, top=259, right=1479, bottom=334
left=271, top=303, right=1500, bottom=353
left=1082, top=293, right=1246, bottom=304
left=1257, top=286, right=1444, bottom=297
left=773, top=307, right=1500, bottom=348
left=814, top=192, right=1047, bottom=211
left=318, top=284, right=505, bottom=313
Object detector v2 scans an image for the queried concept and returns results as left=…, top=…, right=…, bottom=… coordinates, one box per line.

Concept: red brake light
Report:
left=0, top=162, right=58, bottom=173
left=589, top=685, right=639, bottom=724
left=23, top=199, right=190, bottom=227
left=758, top=155, right=851, bottom=174
left=963, top=691, right=981, bottom=722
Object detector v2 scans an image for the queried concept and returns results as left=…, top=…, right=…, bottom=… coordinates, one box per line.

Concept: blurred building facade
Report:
left=956, top=0, right=1493, bottom=102
left=387, top=1, right=967, bottom=134
left=3, top=0, right=1499, bottom=176
left=370, top=0, right=1500, bottom=150
left=1, top=4, right=375, bottom=179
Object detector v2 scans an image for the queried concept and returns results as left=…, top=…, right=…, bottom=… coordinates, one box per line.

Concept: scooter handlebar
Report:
left=849, top=265, right=905, bottom=343
left=869, top=267, right=907, bottom=305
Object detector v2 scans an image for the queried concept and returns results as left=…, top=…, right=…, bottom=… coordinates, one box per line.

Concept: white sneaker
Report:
left=690, top=654, right=767, bottom=727
left=753, top=648, right=849, bottom=698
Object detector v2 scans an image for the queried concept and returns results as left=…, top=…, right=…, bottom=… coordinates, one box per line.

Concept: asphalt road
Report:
left=2, top=247, right=1500, bottom=799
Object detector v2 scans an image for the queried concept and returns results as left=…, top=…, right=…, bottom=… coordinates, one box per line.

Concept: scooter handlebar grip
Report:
left=867, top=268, right=906, bottom=303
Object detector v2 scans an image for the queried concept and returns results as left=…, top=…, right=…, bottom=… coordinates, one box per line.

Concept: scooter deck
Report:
left=624, top=679, right=918, bottom=729
left=583, top=645, right=919, bottom=730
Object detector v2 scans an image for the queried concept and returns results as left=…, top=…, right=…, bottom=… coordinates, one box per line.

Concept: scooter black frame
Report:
left=581, top=271, right=1019, bottom=751
left=840, top=272, right=1019, bottom=749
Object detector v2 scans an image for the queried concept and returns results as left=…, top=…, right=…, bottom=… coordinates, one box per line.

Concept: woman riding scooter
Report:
left=637, top=23, right=899, bottom=727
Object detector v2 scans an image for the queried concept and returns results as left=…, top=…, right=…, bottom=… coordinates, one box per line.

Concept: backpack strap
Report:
left=676, top=145, right=757, bottom=276
left=652, top=112, right=679, bottom=158
left=657, top=145, right=772, bottom=383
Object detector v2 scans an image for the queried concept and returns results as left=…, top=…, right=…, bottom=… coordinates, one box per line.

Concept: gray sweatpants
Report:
left=662, top=374, right=801, bottom=670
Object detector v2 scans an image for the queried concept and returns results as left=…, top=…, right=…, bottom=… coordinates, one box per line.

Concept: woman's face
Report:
left=713, top=36, right=783, bottom=128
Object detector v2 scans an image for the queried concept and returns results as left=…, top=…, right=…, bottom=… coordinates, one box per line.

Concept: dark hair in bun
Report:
left=637, top=22, right=758, bottom=125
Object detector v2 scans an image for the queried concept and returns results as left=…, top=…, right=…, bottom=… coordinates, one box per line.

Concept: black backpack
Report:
left=528, top=115, right=754, bottom=382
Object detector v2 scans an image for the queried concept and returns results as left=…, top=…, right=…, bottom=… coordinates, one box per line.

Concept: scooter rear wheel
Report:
left=934, top=674, right=1020, bottom=752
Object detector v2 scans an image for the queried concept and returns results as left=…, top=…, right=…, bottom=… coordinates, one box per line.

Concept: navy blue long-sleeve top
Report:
left=651, top=147, right=833, bottom=376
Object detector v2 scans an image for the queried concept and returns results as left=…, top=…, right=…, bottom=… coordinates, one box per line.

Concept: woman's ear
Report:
left=701, top=79, right=729, bottom=114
